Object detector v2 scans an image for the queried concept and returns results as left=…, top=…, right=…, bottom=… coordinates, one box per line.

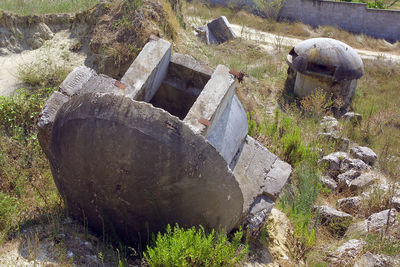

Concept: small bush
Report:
left=16, top=51, right=71, bottom=88
left=144, top=224, right=248, bottom=266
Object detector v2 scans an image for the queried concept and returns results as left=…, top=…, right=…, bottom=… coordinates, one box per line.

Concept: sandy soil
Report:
left=0, top=30, right=86, bottom=96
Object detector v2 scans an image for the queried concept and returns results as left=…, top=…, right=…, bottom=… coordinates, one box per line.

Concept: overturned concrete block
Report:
left=38, top=38, right=291, bottom=245
left=205, top=16, right=236, bottom=45
left=50, top=92, right=243, bottom=244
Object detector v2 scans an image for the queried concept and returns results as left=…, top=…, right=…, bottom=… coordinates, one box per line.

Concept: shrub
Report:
left=0, top=192, right=18, bottom=231
left=16, top=51, right=71, bottom=88
left=144, top=224, right=248, bottom=266
left=0, top=87, right=54, bottom=138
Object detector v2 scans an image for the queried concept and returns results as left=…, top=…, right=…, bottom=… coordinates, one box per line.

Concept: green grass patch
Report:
left=144, top=224, right=248, bottom=266
left=0, top=0, right=99, bottom=15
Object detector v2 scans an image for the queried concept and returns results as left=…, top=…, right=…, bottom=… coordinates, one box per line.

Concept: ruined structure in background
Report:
left=196, top=16, right=237, bottom=45
left=286, top=38, right=364, bottom=109
left=37, top=38, right=291, bottom=244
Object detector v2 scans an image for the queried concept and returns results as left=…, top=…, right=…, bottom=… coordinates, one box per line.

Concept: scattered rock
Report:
left=320, top=175, right=338, bottom=191
left=349, top=172, right=376, bottom=191
left=318, top=133, right=350, bottom=152
left=246, top=196, right=274, bottom=234
left=320, top=152, right=348, bottom=173
left=328, top=239, right=366, bottom=265
left=346, top=209, right=398, bottom=235
left=336, top=196, right=362, bottom=214
left=354, top=252, right=400, bottom=267
left=205, top=16, right=236, bottom=45
left=320, top=116, right=339, bottom=133
left=391, top=196, right=400, bottom=211
left=340, top=157, right=370, bottom=173
left=350, top=146, right=377, bottom=166
left=337, top=169, right=361, bottom=187
left=314, top=205, right=352, bottom=235
left=343, top=111, right=362, bottom=125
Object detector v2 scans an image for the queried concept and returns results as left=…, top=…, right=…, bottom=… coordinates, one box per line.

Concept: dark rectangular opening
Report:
left=149, top=54, right=212, bottom=120
left=307, top=62, right=336, bottom=76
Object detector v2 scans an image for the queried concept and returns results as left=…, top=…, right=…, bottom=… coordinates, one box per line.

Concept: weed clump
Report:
left=144, top=224, right=248, bottom=266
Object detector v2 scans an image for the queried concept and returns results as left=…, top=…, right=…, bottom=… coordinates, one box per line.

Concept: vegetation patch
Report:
left=144, top=224, right=248, bottom=266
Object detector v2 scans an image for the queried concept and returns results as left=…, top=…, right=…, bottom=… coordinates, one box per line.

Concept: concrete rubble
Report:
left=37, top=38, right=291, bottom=244
left=196, top=16, right=236, bottom=45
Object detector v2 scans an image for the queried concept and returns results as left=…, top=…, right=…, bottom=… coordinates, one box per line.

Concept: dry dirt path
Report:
left=189, top=17, right=400, bottom=63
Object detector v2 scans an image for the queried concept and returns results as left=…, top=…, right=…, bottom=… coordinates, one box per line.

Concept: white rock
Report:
left=336, top=196, right=362, bottom=214
left=320, top=116, right=339, bottom=133
left=350, top=146, right=377, bottom=166
left=349, top=172, right=376, bottom=191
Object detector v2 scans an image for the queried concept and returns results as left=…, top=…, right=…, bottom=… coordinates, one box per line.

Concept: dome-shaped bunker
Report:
left=286, top=38, right=364, bottom=108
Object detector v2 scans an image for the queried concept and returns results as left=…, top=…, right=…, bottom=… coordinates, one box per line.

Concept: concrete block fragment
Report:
left=59, top=66, right=97, bottom=96
left=206, top=16, right=236, bottom=44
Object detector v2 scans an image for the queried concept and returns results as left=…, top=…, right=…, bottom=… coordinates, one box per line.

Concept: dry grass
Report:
left=0, top=0, right=99, bottom=15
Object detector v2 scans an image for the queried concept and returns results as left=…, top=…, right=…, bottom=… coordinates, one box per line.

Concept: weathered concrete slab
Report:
left=37, top=91, right=70, bottom=157
left=59, top=66, right=96, bottom=96
left=121, top=39, right=171, bottom=101
left=207, top=95, right=248, bottom=164
left=206, top=16, right=236, bottom=45
left=49, top=92, right=243, bottom=244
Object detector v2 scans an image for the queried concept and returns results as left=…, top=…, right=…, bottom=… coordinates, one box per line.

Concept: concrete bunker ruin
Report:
left=286, top=38, right=364, bottom=108
left=37, top=38, right=291, bottom=244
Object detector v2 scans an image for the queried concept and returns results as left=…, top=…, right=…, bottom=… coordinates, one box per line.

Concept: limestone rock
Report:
left=347, top=209, right=398, bottom=235
left=340, top=157, right=370, bottom=173
left=350, top=146, right=377, bottom=166
left=349, top=172, right=376, bottom=191
left=391, top=196, right=400, bottom=211
left=314, top=205, right=352, bottom=235
left=246, top=196, right=274, bottom=233
left=328, top=239, right=366, bottom=265
left=354, top=252, right=400, bottom=267
left=320, top=175, right=338, bottom=191
left=320, top=152, right=348, bottom=172
left=320, top=116, right=339, bottom=133
left=343, top=111, right=362, bottom=125
left=336, top=196, right=362, bottom=214
left=205, top=16, right=236, bottom=45
left=337, top=169, right=361, bottom=187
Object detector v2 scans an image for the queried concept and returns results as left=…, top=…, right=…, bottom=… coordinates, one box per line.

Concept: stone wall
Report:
left=203, top=0, right=400, bottom=42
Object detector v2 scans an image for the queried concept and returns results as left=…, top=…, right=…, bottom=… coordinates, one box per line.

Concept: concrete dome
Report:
left=287, top=38, right=364, bottom=81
